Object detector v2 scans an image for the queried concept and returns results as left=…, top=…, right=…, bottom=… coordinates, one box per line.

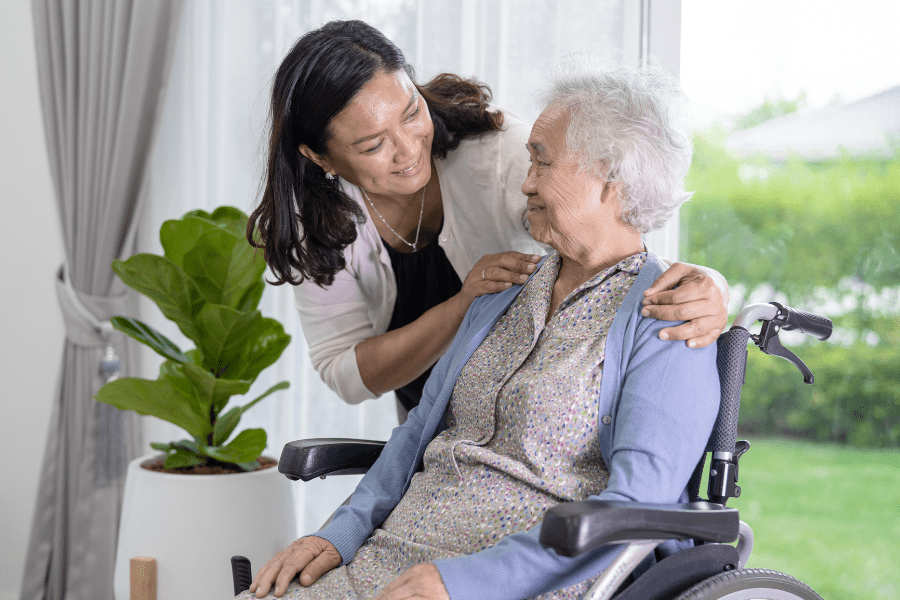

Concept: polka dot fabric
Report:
left=237, top=251, right=646, bottom=600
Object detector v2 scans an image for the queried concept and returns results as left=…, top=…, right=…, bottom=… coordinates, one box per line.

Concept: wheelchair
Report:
left=232, top=301, right=833, bottom=600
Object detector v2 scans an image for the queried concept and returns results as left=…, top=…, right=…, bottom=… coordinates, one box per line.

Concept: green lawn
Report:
left=714, top=438, right=900, bottom=599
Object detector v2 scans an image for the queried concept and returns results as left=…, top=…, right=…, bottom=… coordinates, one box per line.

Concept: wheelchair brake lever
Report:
left=756, top=321, right=815, bottom=384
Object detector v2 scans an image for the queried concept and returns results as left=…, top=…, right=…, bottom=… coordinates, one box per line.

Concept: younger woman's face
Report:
left=313, top=69, right=434, bottom=198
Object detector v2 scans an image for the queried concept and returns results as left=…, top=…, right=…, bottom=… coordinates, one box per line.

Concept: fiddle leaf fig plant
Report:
left=95, top=207, right=291, bottom=471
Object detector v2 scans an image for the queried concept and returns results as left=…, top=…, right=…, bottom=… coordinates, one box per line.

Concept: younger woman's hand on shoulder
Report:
left=640, top=262, right=729, bottom=349
left=453, top=252, right=541, bottom=318
left=249, top=536, right=341, bottom=597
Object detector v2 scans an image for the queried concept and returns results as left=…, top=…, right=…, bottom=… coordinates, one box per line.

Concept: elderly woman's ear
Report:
left=640, top=263, right=730, bottom=348
left=601, top=177, right=621, bottom=204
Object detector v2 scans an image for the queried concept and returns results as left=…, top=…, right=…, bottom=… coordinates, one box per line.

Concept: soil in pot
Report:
left=141, top=456, right=278, bottom=475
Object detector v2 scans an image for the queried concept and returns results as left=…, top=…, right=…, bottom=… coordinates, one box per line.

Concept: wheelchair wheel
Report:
left=673, top=568, right=823, bottom=600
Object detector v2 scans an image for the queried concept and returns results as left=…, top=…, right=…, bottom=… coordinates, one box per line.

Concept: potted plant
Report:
left=96, top=207, right=297, bottom=600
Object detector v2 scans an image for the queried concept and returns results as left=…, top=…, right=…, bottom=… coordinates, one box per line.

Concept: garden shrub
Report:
left=683, top=132, right=900, bottom=448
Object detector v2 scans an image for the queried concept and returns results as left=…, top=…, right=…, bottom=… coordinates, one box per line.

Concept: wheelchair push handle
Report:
left=730, top=302, right=833, bottom=341
left=708, top=327, right=751, bottom=457
left=770, top=301, right=832, bottom=341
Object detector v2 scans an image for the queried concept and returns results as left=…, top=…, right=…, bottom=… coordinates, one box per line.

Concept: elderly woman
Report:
left=244, top=59, right=720, bottom=600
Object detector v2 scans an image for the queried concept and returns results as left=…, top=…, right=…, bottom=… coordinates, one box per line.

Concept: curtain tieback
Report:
left=56, top=263, right=128, bottom=381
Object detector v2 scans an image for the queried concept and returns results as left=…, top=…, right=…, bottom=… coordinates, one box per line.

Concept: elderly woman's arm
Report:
left=430, top=310, right=721, bottom=600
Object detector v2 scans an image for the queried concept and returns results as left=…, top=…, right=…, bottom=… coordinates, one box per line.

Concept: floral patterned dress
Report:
left=239, top=251, right=646, bottom=600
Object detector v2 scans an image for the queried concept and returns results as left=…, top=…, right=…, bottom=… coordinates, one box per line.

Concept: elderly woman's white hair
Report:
left=540, top=57, right=693, bottom=233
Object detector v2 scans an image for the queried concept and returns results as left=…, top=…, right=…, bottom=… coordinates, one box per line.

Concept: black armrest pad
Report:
left=539, top=500, right=739, bottom=557
left=278, top=438, right=386, bottom=482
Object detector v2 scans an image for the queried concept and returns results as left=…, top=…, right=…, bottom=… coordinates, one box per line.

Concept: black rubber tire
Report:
left=673, top=568, right=823, bottom=600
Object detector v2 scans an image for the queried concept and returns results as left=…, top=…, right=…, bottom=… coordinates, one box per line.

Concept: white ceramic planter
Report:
left=113, top=454, right=297, bottom=600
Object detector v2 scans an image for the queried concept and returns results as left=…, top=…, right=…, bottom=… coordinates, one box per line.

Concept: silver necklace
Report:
left=362, top=184, right=427, bottom=251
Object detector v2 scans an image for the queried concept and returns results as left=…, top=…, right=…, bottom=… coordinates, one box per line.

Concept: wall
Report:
left=0, top=3, right=65, bottom=599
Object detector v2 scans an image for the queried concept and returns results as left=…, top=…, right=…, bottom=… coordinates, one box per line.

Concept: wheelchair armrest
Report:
left=278, top=438, right=386, bottom=482
left=539, top=500, right=740, bottom=558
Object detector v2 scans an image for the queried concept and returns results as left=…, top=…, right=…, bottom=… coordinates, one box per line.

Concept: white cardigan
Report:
left=293, top=112, right=545, bottom=404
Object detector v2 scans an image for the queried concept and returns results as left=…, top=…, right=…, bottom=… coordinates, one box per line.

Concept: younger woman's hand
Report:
left=453, top=252, right=541, bottom=318
left=641, top=262, right=729, bottom=348
left=249, top=536, right=341, bottom=598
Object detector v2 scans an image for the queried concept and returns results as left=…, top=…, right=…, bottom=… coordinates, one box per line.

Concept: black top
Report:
left=382, top=228, right=463, bottom=412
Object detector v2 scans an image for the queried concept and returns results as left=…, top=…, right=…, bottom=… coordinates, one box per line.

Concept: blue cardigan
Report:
left=316, top=254, right=721, bottom=600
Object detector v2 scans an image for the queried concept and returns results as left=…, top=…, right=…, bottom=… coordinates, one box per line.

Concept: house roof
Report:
left=726, top=85, right=900, bottom=161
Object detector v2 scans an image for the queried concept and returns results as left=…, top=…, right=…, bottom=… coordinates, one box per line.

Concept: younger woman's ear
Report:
left=299, top=144, right=332, bottom=175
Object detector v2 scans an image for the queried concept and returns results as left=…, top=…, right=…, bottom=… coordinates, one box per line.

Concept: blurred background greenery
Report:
left=682, top=93, right=900, bottom=598
left=684, top=118, right=900, bottom=449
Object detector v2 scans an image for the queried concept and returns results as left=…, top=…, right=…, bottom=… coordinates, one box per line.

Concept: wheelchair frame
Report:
left=234, top=301, right=832, bottom=600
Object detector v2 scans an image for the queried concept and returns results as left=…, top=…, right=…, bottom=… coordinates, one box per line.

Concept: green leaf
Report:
left=158, top=360, right=215, bottom=433
left=183, top=208, right=215, bottom=220
left=163, top=351, right=243, bottom=416
left=110, top=316, right=190, bottom=364
left=150, top=442, right=173, bottom=452
left=236, top=280, right=265, bottom=313
left=172, top=439, right=202, bottom=454
left=241, top=380, right=290, bottom=414
left=211, top=381, right=289, bottom=446
left=164, top=447, right=205, bottom=469
left=212, top=406, right=241, bottom=447
left=181, top=361, right=252, bottom=415
left=202, top=428, right=266, bottom=464
left=194, top=305, right=263, bottom=379
left=184, top=206, right=249, bottom=239
left=185, top=348, right=205, bottom=368
left=191, top=310, right=291, bottom=382
left=209, top=206, right=250, bottom=238
left=112, top=255, right=205, bottom=342
left=183, top=228, right=267, bottom=309
left=159, top=216, right=220, bottom=270
left=95, top=374, right=212, bottom=439
left=235, top=318, right=292, bottom=382
left=159, top=357, right=183, bottom=378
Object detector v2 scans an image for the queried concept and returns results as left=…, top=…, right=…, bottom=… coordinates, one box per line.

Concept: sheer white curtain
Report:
left=140, top=0, right=678, bottom=535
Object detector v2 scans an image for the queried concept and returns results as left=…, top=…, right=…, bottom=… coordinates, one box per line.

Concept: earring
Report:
left=325, top=172, right=335, bottom=180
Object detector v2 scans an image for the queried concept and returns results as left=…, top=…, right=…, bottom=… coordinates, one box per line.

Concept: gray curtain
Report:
left=22, top=2, right=184, bottom=599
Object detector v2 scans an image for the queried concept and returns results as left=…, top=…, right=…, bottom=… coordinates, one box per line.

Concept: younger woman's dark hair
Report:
left=247, top=20, right=504, bottom=287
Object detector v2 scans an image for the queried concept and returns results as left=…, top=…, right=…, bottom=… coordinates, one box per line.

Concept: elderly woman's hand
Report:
left=249, top=536, right=341, bottom=598
left=374, top=563, right=450, bottom=600
left=640, top=262, right=729, bottom=348
left=453, top=252, right=541, bottom=319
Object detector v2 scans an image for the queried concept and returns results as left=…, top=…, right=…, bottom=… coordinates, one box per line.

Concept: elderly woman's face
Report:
left=522, top=105, right=617, bottom=258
